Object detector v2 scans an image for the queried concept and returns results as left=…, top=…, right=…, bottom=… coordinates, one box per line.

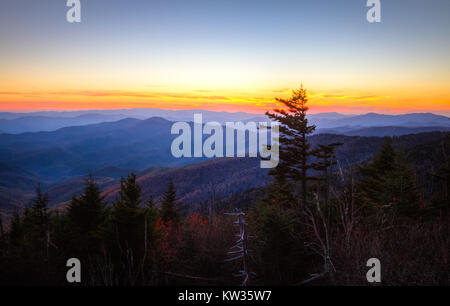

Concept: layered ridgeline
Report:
left=0, top=109, right=448, bottom=134
left=0, top=110, right=448, bottom=217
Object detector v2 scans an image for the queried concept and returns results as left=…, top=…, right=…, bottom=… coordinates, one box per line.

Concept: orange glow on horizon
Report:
left=0, top=87, right=449, bottom=116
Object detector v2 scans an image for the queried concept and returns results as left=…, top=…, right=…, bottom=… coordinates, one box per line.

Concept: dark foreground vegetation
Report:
left=0, top=88, right=448, bottom=286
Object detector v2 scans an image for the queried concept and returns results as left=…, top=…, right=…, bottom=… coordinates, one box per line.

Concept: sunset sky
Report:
left=0, top=0, right=449, bottom=115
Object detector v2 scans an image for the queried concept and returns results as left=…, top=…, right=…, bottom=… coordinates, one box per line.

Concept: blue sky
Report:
left=0, top=0, right=449, bottom=114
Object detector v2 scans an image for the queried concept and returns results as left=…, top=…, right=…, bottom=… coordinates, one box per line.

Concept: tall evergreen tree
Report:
left=143, top=195, right=160, bottom=270
left=160, top=179, right=180, bottom=226
left=9, top=210, right=23, bottom=248
left=67, top=175, right=108, bottom=257
left=68, top=175, right=108, bottom=234
left=112, top=173, right=152, bottom=284
left=266, top=85, right=317, bottom=206
left=23, top=185, right=49, bottom=253
left=113, top=173, right=144, bottom=255
left=28, top=184, right=49, bottom=229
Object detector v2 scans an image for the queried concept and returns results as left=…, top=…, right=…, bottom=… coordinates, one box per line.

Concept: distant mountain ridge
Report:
left=0, top=108, right=448, bottom=134
left=320, top=112, right=449, bottom=128
left=0, top=113, right=145, bottom=134
left=0, top=109, right=263, bottom=133
left=315, top=126, right=450, bottom=137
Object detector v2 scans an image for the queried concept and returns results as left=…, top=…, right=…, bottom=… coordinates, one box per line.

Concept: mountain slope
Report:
left=315, top=126, right=450, bottom=137
left=326, top=113, right=449, bottom=128
left=0, top=162, right=39, bottom=214
left=102, top=157, right=267, bottom=205
left=0, top=117, right=200, bottom=181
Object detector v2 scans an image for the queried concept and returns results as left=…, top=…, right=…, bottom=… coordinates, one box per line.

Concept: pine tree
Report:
left=143, top=195, right=159, bottom=260
left=28, top=184, right=49, bottom=230
left=112, top=173, right=155, bottom=284
left=160, top=179, right=180, bottom=226
left=67, top=175, right=108, bottom=258
left=113, top=173, right=143, bottom=229
left=266, top=85, right=316, bottom=206
left=23, top=185, right=49, bottom=252
left=0, top=214, right=5, bottom=256
left=264, top=86, right=345, bottom=284
left=146, top=195, right=159, bottom=220
left=68, top=175, right=108, bottom=234
left=9, top=210, right=23, bottom=248
left=118, top=173, right=142, bottom=208
left=112, top=173, right=146, bottom=260
left=144, top=195, right=159, bottom=238
left=358, top=137, right=421, bottom=223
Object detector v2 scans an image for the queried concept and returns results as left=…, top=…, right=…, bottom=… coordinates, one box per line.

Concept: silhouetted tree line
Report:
left=0, top=87, right=448, bottom=285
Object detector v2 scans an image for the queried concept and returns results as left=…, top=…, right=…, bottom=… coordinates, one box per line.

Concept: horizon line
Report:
left=0, top=107, right=449, bottom=118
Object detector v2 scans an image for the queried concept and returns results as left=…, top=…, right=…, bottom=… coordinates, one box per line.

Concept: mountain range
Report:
left=0, top=109, right=448, bottom=134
